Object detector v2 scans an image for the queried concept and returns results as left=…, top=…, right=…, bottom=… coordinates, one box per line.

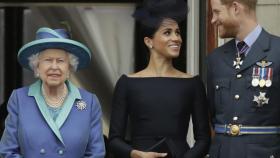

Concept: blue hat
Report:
left=133, top=0, right=188, bottom=28
left=18, top=27, right=91, bottom=70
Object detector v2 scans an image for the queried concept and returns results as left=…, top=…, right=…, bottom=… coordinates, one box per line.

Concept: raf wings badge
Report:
left=256, top=60, right=272, bottom=68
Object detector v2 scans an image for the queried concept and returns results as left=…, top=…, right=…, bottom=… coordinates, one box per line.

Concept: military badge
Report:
left=251, top=78, right=259, bottom=87
left=259, top=80, right=266, bottom=88
left=234, top=41, right=249, bottom=69
left=259, top=68, right=266, bottom=88
left=256, top=60, right=272, bottom=68
left=253, top=61, right=273, bottom=88
left=233, top=56, right=243, bottom=69
left=251, top=67, right=260, bottom=87
left=253, top=92, right=269, bottom=107
left=75, top=100, right=87, bottom=110
left=265, top=68, right=273, bottom=87
left=266, top=80, right=272, bottom=87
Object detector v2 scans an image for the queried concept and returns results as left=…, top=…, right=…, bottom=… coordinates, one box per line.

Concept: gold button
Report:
left=236, top=74, right=242, bottom=78
left=230, top=124, right=240, bottom=136
left=235, top=95, right=240, bottom=100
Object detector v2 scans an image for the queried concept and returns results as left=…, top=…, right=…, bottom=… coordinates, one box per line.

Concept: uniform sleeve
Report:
left=184, top=78, right=211, bottom=158
left=108, top=76, right=133, bottom=158
left=0, top=90, right=24, bottom=158
left=84, top=94, right=106, bottom=158
left=206, top=56, right=216, bottom=125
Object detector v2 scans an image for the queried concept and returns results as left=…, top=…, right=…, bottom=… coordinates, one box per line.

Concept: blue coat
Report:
left=0, top=80, right=105, bottom=158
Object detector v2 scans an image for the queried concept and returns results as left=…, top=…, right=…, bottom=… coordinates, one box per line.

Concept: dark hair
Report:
left=139, top=17, right=184, bottom=39
left=140, top=17, right=163, bottom=38
left=133, top=0, right=187, bottom=38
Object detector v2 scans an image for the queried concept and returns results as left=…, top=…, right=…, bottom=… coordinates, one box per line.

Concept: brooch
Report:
left=75, top=100, right=87, bottom=110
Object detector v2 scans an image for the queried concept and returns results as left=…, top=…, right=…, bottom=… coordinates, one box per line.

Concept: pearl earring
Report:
left=35, top=73, right=40, bottom=78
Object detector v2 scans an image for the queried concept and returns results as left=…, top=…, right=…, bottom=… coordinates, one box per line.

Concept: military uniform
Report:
left=207, top=29, right=280, bottom=158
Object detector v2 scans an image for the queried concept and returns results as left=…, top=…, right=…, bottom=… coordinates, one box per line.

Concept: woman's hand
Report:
left=130, top=149, right=167, bottom=158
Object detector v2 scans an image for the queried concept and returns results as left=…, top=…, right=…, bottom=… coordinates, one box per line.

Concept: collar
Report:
left=235, top=24, right=262, bottom=48
left=28, top=80, right=81, bottom=99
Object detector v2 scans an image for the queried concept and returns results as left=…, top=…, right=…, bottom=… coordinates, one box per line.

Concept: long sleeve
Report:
left=84, top=94, right=106, bottom=158
left=108, top=76, right=133, bottom=158
left=0, top=90, right=23, bottom=158
left=206, top=57, right=216, bottom=125
left=184, top=78, right=211, bottom=158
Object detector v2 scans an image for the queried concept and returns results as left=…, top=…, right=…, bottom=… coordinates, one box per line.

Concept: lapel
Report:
left=28, top=80, right=81, bottom=145
left=238, top=30, right=271, bottom=73
left=221, top=39, right=237, bottom=68
left=55, top=80, right=81, bottom=129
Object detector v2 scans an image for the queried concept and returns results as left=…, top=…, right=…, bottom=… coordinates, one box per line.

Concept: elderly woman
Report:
left=0, top=27, right=105, bottom=158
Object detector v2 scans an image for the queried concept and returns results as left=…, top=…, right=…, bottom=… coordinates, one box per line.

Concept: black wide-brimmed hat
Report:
left=133, top=0, right=188, bottom=27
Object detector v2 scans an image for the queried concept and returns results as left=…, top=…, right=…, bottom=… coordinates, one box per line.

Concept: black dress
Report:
left=109, top=75, right=210, bottom=158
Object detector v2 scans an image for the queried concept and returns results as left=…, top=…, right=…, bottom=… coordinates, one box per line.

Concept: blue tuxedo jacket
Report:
left=0, top=80, right=105, bottom=158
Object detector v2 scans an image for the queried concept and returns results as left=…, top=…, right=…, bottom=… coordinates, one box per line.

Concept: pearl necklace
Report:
left=42, top=84, right=68, bottom=108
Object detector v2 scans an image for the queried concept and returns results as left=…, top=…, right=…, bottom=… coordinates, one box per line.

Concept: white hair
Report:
left=68, top=53, right=79, bottom=71
left=28, top=51, right=79, bottom=78
left=28, top=53, right=40, bottom=74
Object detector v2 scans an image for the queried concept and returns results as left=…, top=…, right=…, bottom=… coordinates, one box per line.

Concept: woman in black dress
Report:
left=109, top=0, right=210, bottom=158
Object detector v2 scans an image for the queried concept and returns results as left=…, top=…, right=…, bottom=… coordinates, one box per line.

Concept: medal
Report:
left=252, top=78, right=259, bottom=87
left=259, top=68, right=266, bottom=88
left=253, top=92, right=269, bottom=107
left=234, top=42, right=249, bottom=69
left=233, top=56, right=243, bottom=69
left=265, top=68, right=273, bottom=87
left=259, top=79, right=266, bottom=88
left=251, top=67, right=260, bottom=87
left=265, top=80, right=272, bottom=87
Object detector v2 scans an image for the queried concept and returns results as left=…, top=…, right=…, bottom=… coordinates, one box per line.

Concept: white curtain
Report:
left=74, top=5, right=135, bottom=87
left=60, top=5, right=136, bottom=135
